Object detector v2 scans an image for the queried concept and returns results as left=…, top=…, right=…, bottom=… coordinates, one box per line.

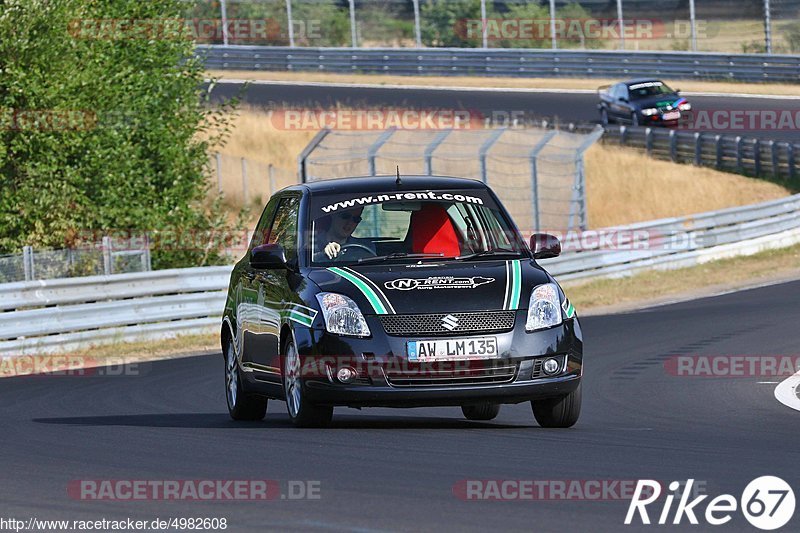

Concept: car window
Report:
left=628, top=81, right=674, bottom=99
left=268, top=196, right=300, bottom=262
left=249, top=195, right=280, bottom=249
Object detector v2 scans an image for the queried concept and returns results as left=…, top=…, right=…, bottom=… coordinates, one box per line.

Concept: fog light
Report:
left=336, top=366, right=357, bottom=383
left=543, top=358, right=560, bottom=375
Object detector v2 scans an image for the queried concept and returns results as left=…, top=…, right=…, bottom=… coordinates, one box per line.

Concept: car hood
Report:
left=308, top=259, right=550, bottom=315
left=634, top=94, right=683, bottom=110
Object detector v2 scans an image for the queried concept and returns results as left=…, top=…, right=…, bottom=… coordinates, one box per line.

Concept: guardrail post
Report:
left=219, top=0, right=229, bottom=46
left=479, top=128, right=506, bottom=183
left=764, top=0, right=772, bottom=54
left=22, top=246, right=34, bottom=281
left=348, top=0, right=357, bottom=48
left=645, top=128, right=653, bottom=156
left=694, top=132, right=702, bottom=166
left=715, top=134, right=722, bottom=169
left=102, top=236, right=113, bottom=276
left=753, top=139, right=761, bottom=177
left=787, top=143, right=796, bottom=181
left=735, top=136, right=743, bottom=173
left=285, top=0, right=295, bottom=47
left=669, top=129, right=677, bottom=162
left=549, top=0, right=558, bottom=50
left=424, top=130, right=451, bottom=175
left=142, top=234, right=152, bottom=272
left=215, top=153, right=222, bottom=194
left=412, top=0, right=421, bottom=47
left=769, top=141, right=778, bottom=178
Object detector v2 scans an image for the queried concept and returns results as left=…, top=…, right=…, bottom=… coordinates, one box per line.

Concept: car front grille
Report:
left=385, top=361, right=518, bottom=387
left=379, top=310, right=515, bottom=336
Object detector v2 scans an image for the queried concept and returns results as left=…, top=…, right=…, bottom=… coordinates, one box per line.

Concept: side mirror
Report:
left=675, top=88, right=681, bottom=94
left=250, top=243, right=287, bottom=269
left=530, top=233, right=561, bottom=260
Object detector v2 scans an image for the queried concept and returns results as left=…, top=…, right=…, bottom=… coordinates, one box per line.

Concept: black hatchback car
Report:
left=221, top=175, right=582, bottom=427
left=598, top=78, right=691, bottom=127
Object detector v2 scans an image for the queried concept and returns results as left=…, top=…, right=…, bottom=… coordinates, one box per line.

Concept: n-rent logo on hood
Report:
left=384, top=276, right=495, bottom=291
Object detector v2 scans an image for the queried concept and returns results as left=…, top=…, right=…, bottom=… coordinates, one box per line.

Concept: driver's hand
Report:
left=324, top=242, right=341, bottom=259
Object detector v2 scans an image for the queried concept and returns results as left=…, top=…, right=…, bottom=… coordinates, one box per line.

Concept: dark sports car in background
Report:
left=221, top=175, right=583, bottom=427
left=598, top=78, right=692, bottom=127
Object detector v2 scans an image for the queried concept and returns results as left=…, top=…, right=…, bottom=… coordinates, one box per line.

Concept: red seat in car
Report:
left=410, top=204, right=461, bottom=257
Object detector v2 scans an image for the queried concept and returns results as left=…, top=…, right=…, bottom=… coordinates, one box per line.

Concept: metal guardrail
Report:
left=0, top=266, right=232, bottom=356
left=2, top=192, right=799, bottom=356
left=198, top=45, right=800, bottom=83
left=602, top=125, right=799, bottom=181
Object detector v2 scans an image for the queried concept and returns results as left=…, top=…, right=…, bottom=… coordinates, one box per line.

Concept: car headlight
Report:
left=316, top=292, right=371, bottom=337
left=678, top=102, right=692, bottom=111
left=525, top=283, right=563, bottom=332
left=641, top=108, right=659, bottom=116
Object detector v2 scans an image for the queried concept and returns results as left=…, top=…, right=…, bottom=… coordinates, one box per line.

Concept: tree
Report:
left=0, top=0, right=240, bottom=268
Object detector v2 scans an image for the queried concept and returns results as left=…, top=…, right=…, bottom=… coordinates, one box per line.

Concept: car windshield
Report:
left=627, top=81, right=675, bottom=99
left=308, top=189, right=525, bottom=266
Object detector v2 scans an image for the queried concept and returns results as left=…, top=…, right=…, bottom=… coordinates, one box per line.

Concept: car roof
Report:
left=282, top=175, right=489, bottom=196
left=624, top=78, right=666, bottom=87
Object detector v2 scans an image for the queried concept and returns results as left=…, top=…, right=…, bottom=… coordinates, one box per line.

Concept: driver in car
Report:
left=313, top=207, right=376, bottom=261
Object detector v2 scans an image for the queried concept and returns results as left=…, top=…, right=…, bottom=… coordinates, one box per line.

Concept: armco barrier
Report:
left=1, top=193, right=799, bottom=356
left=197, top=45, right=800, bottom=83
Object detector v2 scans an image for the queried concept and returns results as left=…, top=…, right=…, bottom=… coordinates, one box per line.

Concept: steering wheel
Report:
left=336, top=243, right=376, bottom=260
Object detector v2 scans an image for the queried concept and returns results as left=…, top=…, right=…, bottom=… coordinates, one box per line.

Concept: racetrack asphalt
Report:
left=209, top=81, right=800, bottom=143
left=1, top=278, right=798, bottom=531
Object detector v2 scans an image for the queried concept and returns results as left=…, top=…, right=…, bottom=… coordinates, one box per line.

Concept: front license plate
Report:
left=663, top=111, right=681, bottom=120
left=407, top=337, right=499, bottom=362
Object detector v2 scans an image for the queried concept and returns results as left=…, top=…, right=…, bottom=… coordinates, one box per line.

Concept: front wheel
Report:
left=225, top=338, right=267, bottom=421
left=461, top=403, right=501, bottom=421
left=630, top=112, right=640, bottom=127
left=283, top=338, right=333, bottom=428
left=600, top=108, right=610, bottom=126
left=531, top=384, right=581, bottom=428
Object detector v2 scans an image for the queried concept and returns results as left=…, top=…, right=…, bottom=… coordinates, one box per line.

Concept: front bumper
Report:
left=293, top=311, right=583, bottom=408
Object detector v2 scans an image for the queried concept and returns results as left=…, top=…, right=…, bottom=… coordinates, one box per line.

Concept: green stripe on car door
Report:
left=328, top=267, right=390, bottom=315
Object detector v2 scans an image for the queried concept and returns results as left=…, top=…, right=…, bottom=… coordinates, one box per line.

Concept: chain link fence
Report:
left=187, top=0, right=800, bottom=54
left=211, top=153, right=297, bottom=209
left=299, top=126, right=603, bottom=233
left=0, top=237, right=151, bottom=284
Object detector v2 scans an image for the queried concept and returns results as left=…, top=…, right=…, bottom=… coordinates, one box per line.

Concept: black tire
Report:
left=531, top=384, right=581, bottom=428
left=600, top=108, right=610, bottom=126
left=630, top=112, right=639, bottom=127
left=224, top=337, right=267, bottom=421
left=462, top=403, right=501, bottom=421
left=283, top=337, right=333, bottom=428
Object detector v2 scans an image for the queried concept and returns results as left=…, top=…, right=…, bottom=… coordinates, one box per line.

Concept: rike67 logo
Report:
left=625, top=477, right=795, bottom=530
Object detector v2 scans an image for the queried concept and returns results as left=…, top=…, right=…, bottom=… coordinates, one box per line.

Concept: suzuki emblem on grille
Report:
left=442, top=314, right=459, bottom=331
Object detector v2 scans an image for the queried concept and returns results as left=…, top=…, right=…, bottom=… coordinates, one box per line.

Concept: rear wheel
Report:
left=461, top=403, right=501, bottom=421
left=225, top=338, right=267, bottom=421
left=532, top=384, right=581, bottom=428
left=283, top=337, right=333, bottom=428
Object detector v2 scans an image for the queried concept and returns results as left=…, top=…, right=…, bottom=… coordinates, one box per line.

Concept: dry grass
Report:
left=584, top=144, right=790, bottom=227
left=565, top=242, right=800, bottom=311
left=207, top=70, right=800, bottom=97
left=206, top=107, right=791, bottom=228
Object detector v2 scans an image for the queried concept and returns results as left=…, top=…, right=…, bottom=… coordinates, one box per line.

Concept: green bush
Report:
left=0, top=0, right=241, bottom=268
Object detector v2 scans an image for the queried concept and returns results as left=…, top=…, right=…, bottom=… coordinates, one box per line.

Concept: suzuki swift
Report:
left=221, top=175, right=583, bottom=427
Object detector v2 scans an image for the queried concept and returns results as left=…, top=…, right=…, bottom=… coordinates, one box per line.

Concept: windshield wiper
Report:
left=455, top=249, right=522, bottom=261
left=357, top=252, right=444, bottom=264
